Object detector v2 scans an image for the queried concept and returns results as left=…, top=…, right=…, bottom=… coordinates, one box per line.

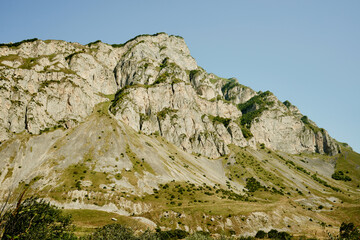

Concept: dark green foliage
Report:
left=238, top=91, right=273, bottom=115
left=283, top=100, right=292, bottom=108
left=255, top=230, right=267, bottom=238
left=65, top=51, right=85, bottom=61
left=111, top=84, right=139, bottom=107
left=157, top=108, right=178, bottom=121
left=215, top=188, right=248, bottom=201
left=154, top=72, right=170, bottom=85
left=87, top=40, right=102, bottom=46
left=83, top=224, right=136, bottom=240
left=111, top=43, right=125, bottom=48
left=237, top=91, right=274, bottom=138
left=339, top=222, right=360, bottom=240
left=255, top=229, right=291, bottom=240
left=0, top=38, right=38, bottom=48
left=208, top=115, right=231, bottom=128
left=85, top=225, right=189, bottom=240
left=332, top=171, right=352, bottom=181
left=2, top=197, right=76, bottom=240
left=295, top=166, right=310, bottom=175
left=267, top=229, right=292, bottom=240
left=311, top=174, right=340, bottom=192
left=240, top=126, right=253, bottom=139
left=268, top=229, right=279, bottom=239
left=245, top=177, right=262, bottom=192
left=221, top=78, right=240, bottom=95
left=301, top=116, right=323, bottom=133
left=157, top=229, right=189, bottom=240
left=189, top=69, right=201, bottom=80
left=159, top=58, right=169, bottom=68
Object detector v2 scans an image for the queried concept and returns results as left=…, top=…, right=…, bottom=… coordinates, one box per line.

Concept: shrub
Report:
left=186, top=231, right=213, bottom=240
left=1, top=197, right=76, bottom=240
left=283, top=100, right=292, bottom=108
left=331, top=171, right=352, bottom=181
left=268, top=229, right=279, bottom=239
left=156, top=229, right=189, bottom=240
left=83, top=223, right=136, bottom=240
left=255, top=230, right=267, bottom=238
left=339, top=222, right=360, bottom=240
left=245, top=177, right=262, bottom=192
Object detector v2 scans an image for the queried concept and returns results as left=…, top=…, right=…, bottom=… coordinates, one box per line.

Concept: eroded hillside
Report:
left=0, top=33, right=359, bottom=237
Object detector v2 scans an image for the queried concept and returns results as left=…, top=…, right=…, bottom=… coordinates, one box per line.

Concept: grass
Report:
left=334, top=147, right=360, bottom=188
left=45, top=162, right=115, bottom=203
left=125, top=144, right=155, bottom=175
left=227, top=145, right=286, bottom=192
left=63, top=209, right=148, bottom=236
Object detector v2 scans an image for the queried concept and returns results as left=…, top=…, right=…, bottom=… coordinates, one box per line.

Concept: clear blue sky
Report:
left=1, top=0, right=359, bottom=152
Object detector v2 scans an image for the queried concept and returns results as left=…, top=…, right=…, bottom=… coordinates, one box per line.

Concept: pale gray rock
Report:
left=0, top=33, right=339, bottom=157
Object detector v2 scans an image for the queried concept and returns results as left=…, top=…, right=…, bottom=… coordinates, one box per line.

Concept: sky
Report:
left=1, top=0, right=359, bottom=152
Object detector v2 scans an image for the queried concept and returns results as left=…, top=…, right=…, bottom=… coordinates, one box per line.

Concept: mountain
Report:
left=0, top=33, right=359, bottom=238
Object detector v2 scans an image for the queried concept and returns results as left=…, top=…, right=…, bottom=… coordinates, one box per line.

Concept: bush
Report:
left=1, top=197, right=76, bottom=240
left=340, top=222, right=360, bottom=240
left=157, top=229, right=189, bottom=240
left=83, top=224, right=136, bottom=240
left=332, top=171, right=352, bottom=181
left=186, top=231, right=213, bottom=239
left=245, top=177, right=262, bottom=192
left=255, top=230, right=267, bottom=238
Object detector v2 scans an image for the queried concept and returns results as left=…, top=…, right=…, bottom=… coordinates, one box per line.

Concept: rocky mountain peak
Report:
left=0, top=33, right=339, bottom=157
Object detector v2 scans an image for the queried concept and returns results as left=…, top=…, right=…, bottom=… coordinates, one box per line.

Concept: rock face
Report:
left=0, top=33, right=339, bottom=156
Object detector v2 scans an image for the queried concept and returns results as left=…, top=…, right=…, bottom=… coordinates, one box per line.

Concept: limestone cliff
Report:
left=0, top=33, right=339, bottom=158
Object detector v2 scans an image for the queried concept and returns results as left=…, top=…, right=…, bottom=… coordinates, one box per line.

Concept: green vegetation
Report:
left=86, top=40, right=102, bottom=47
left=0, top=38, right=39, bottom=48
left=255, top=229, right=291, bottom=240
left=208, top=115, right=231, bottom=128
left=189, top=69, right=201, bottom=80
left=227, top=145, right=286, bottom=194
left=333, top=147, right=360, bottom=187
left=154, top=72, right=171, bottom=85
left=157, top=108, right=178, bottom=121
left=283, top=100, right=292, bottom=108
left=237, top=91, right=274, bottom=139
left=245, top=177, right=263, bottom=192
left=284, top=160, right=310, bottom=175
left=301, top=116, right=323, bottom=133
left=340, top=222, right=360, bottom=240
left=311, top=174, right=340, bottom=192
left=125, top=144, right=155, bottom=175
left=2, top=195, right=359, bottom=240
left=221, top=78, right=248, bottom=101
left=332, top=171, right=352, bottom=181
left=1, top=197, right=76, bottom=240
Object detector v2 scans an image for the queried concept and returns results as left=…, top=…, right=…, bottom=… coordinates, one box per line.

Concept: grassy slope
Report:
left=1, top=98, right=359, bottom=238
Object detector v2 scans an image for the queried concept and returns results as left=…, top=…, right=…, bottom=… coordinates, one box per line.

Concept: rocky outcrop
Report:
left=0, top=33, right=339, bottom=157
